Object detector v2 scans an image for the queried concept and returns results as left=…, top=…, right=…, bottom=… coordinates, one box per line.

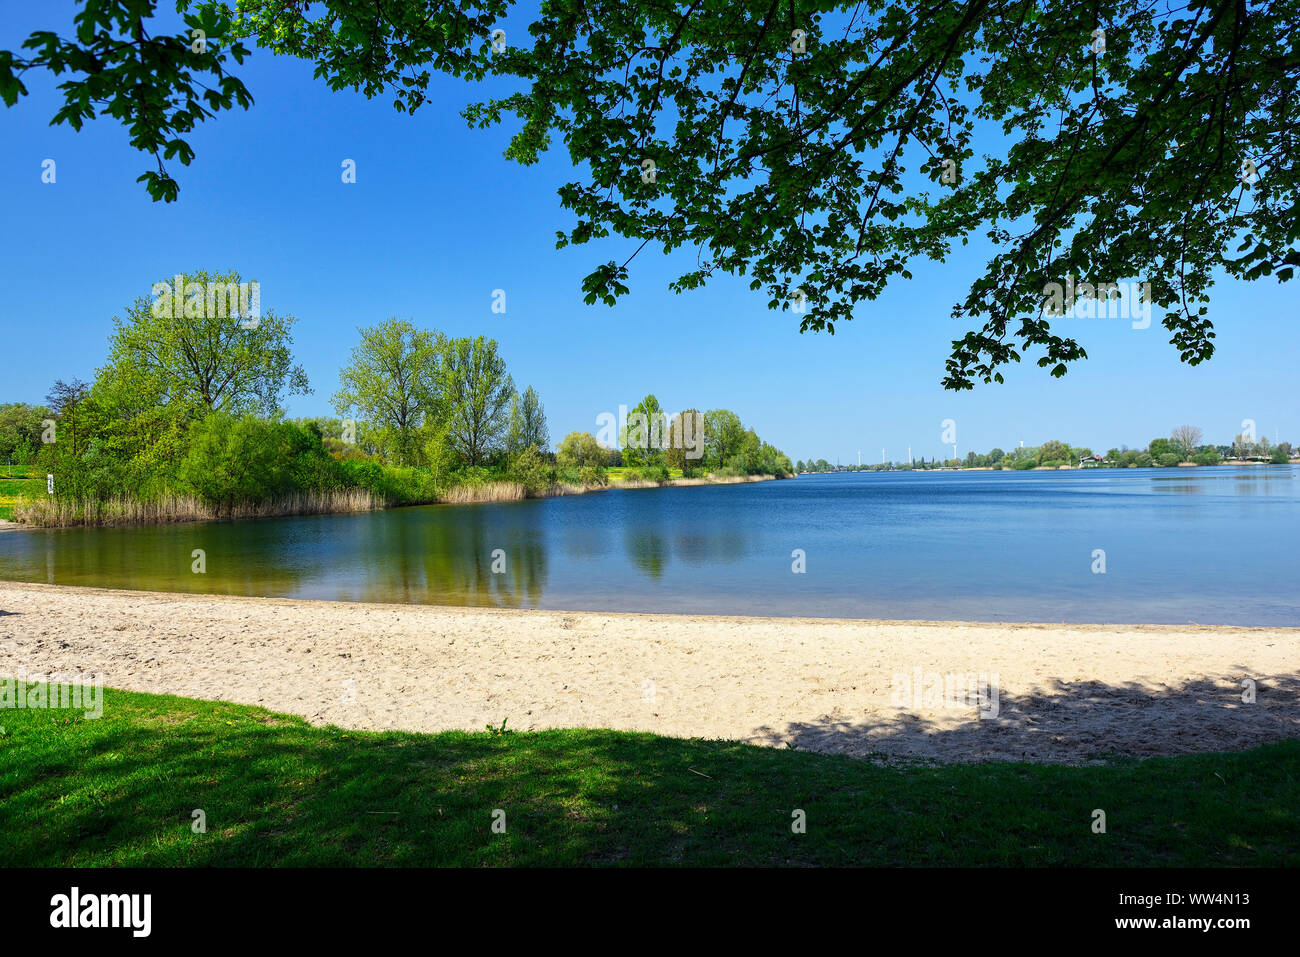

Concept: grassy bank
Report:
left=1, top=686, right=1295, bottom=866
left=0, top=475, right=44, bottom=521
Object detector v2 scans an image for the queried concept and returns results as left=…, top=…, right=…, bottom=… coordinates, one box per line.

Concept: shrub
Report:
left=340, top=459, right=387, bottom=495
left=508, top=445, right=552, bottom=496
left=11, top=442, right=34, bottom=472
left=1156, top=452, right=1180, bottom=467
left=176, top=414, right=298, bottom=514
left=577, top=465, right=607, bottom=487
left=457, top=465, right=493, bottom=486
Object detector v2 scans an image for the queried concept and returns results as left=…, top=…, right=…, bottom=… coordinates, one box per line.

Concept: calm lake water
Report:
left=1, top=466, right=1297, bottom=625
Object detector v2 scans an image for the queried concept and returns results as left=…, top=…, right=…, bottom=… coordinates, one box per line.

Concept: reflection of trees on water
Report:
left=1229, top=469, right=1297, bottom=496
left=624, top=529, right=670, bottom=580
left=0, top=520, right=316, bottom=598
left=672, top=529, right=749, bottom=566
left=562, top=526, right=611, bottom=561
left=623, top=519, right=752, bottom=581
left=401, top=506, right=549, bottom=608
left=1148, top=478, right=1205, bottom=495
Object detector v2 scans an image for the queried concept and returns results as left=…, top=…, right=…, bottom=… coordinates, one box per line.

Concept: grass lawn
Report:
left=1, top=686, right=1296, bottom=866
left=0, top=474, right=44, bottom=520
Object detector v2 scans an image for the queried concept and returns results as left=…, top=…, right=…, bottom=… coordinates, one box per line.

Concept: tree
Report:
left=1009, top=446, right=1040, bottom=468
left=987, top=448, right=1005, bottom=465
left=703, top=409, right=745, bottom=472
left=505, top=385, right=549, bottom=454
left=0, top=2, right=253, bottom=202
left=1038, top=439, right=1070, bottom=465
left=756, top=441, right=794, bottom=476
left=97, top=270, right=309, bottom=420
left=556, top=431, right=606, bottom=470
left=1170, top=425, right=1204, bottom=459
left=622, top=394, right=666, bottom=468
left=0, top=403, right=50, bottom=463
left=44, top=379, right=91, bottom=457
left=1149, top=438, right=1175, bottom=459
left=734, top=428, right=762, bottom=472
left=423, top=425, right=459, bottom=485
left=13, top=3, right=1297, bottom=389
left=439, top=336, right=514, bottom=466
left=663, top=408, right=703, bottom=471
left=333, top=319, right=444, bottom=466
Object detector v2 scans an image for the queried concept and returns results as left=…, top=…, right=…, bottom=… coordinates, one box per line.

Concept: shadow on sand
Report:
left=747, top=673, right=1300, bottom=764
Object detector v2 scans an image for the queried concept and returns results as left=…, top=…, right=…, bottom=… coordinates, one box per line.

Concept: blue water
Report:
left=0, top=466, right=1296, bottom=625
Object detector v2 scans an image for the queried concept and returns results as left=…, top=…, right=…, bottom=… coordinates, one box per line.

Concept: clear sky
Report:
left=2, top=2, right=1296, bottom=464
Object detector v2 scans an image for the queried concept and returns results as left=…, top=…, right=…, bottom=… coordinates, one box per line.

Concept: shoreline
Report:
left=3, top=582, right=1296, bottom=765
left=798, top=461, right=1298, bottom=474
left=2, top=472, right=783, bottom=530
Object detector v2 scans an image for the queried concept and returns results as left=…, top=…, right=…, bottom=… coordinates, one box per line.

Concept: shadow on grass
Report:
left=1, top=683, right=1298, bottom=867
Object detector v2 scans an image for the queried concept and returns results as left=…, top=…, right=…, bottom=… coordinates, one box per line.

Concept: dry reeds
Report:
left=438, top=481, right=526, bottom=504
left=609, top=473, right=778, bottom=489
left=9, top=472, right=782, bottom=527
left=543, top=482, right=602, bottom=497
left=13, top=489, right=377, bottom=528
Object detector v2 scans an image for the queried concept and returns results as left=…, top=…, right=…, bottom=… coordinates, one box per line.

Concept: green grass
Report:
left=1, top=686, right=1296, bottom=866
left=607, top=466, right=684, bottom=479
left=0, top=475, right=44, bottom=520
left=606, top=467, right=686, bottom=481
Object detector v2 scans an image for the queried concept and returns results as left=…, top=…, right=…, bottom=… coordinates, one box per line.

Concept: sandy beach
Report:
left=2, top=581, right=1297, bottom=764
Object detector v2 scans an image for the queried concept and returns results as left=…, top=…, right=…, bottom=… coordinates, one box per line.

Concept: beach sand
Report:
left=2, top=581, right=1296, bottom=764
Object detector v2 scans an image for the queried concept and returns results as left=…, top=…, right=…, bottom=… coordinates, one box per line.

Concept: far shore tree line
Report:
left=798, top=427, right=1297, bottom=473
left=553, top=398, right=793, bottom=483
left=0, top=272, right=792, bottom=524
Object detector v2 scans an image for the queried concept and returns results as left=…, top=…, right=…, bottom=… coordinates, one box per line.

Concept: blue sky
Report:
left=1, top=2, right=1296, bottom=464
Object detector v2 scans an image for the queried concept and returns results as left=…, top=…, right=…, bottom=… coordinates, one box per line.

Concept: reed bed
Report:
left=701, top=473, right=777, bottom=484
left=544, top=481, right=603, bottom=497
left=8, top=473, right=779, bottom=527
left=610, top=477, right=662, bottom=489
left=13, top=489, right=377, bottom=528
left=438, top=481, right=526, bottom=504
left=610, top=473, right=778, bottom=489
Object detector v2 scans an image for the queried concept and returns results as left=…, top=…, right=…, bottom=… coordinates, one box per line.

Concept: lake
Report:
left=0, top=466, right=1296, bottom=625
